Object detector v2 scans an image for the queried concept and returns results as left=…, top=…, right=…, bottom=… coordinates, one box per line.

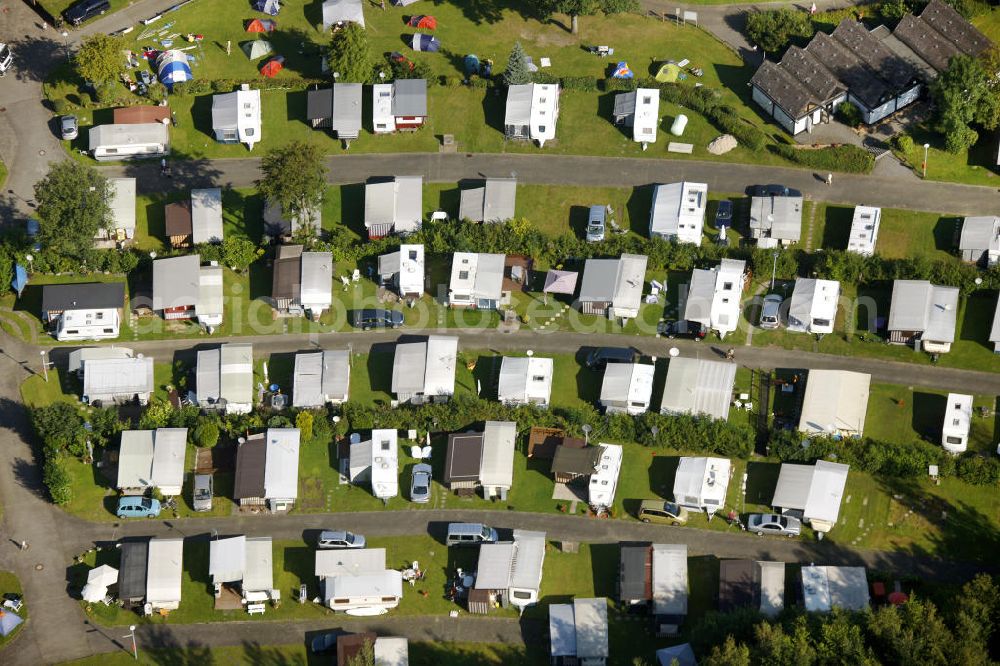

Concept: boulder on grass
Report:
left=707, top=134, right=738, bottom=155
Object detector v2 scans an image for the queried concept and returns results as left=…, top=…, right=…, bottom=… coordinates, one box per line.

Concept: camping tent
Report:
left=245, top=18, right=277, bottom=32
left=407, top=15, right=436, bottom=29
left=11, top=264, right=27, bottom=297
left=253, top=0, right=281, bottom=15
left=612, top=61, right=633, bottom=79
left=82, top=564, right=119, bottom=602
left=322, top=0, right=365, bottom=29
left=260, top=55, right=285, bottom=78
left=655, top=62, right=683, bottom=83
left=242, top=39, right=273, bottom=60
left=392, top=0, right=420, bottom=5
left=156, top=50, right=192, bottom=90
left=464, top=54, right=479, bottom=76
left=0, top=611, right=22, bottom=637
left=410, top=34, right=440, bottom=52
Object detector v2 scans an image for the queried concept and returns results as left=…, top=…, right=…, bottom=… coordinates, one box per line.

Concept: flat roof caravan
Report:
left=672, top=456, right=732, bottom=514
left=588, top=443, right=622, bottom=512
left=941, top=393, right=972, bottom=454
left=847, top=206, right=881, bottom=256
left=89, top=123, right=169, bottom=161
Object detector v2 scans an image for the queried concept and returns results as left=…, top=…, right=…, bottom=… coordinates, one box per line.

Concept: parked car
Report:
left=637, top=500, right=689, bottom=526
left=751, top=184, right=801, bottom=198
left=657, top=319, right=707, bottom=340
left=445, top=522, right=498, bottom=547
left=317, top=530, right=366, bottom=549
left=747, top=513, right=801, bottom=537
left=310, top=630, right=346, bottom=654
left=63, top=0, right=110, bottom=25
left=192, top=474, right=213, bottom=512
left=410, top=463, right=432, bottom=503
left=584, top=346, right=636, bottom=370
left=714, top=200, right=733, bottom=228
left=116, top=496, right=161, bottom=519
left=350, top=308, right=404, bottom=330
left=585, top=205, right=606, bottom=243
left=60, top=115, right=78, bottom=141
left=759, top=294, right=783, bottom=329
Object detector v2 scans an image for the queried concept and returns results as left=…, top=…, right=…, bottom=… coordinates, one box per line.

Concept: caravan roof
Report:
left=146, top=537, right=184, bottom=606
left=117, top=430, right=154, bottom=488
left=315, top=548, right=387, bottom=578
left=652, top=543, right=688, bottom=616
left=150, top=428, right=187, bottom=493
left=772, top=460, right=850, bottom=524
left=479, top=420, right=516, bottom=489
left=659, top=357, right=736, bottom=420
left=370, top=428, right=399, bottom=499
left=263, top=428, right=300, bottom=500
left=209, top=536, right=248, bottom=584
left=799, top=369, right=870, bottom=436
left=109, top=178, right=137, bottom=233
left=588, top=443, right=623, bottom=509
left=510, top=530, right=546, bottom=591
left=83, top=356, right=154, bottom=399
left=672, top=456, right=731, bottom=508
left=191, top=188, right=223, bottom=244
left=220, top=343, right=253, bottom=405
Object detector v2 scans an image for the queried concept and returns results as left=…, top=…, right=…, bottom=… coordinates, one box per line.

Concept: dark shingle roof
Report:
left=551, top=445, right=602, bottom=477
left=306, top=88, right=333, bottom=122
left=831, top=19, right=918, bottom=92
left=807, top=31, right=890, bottom=108
left=751, top=61, right=818, bottom=119
left=893, top=14, right=962, bottom=72
left=272, top=244, right=303, bottom=301
left=919, top=0, right=991, bottom=57
left=164, top=200, right=192, bottom=237
left=41, top=282, right=126, bottom=313
left=779, top=46, right=845, bottom=103
left=117, top=537, right=149, bottom=601
left=233, top=434, right=267, bottom=499
left=443, top=433, right=483, bottom=484
left=619, top=544, right=651, bottom=602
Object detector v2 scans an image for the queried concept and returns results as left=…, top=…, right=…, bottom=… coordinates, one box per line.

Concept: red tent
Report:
left=260, top=55, right=285, bottom=77
left=245, top=18, right=277, bottom=32
left=407, top=15, right=437, bottom=30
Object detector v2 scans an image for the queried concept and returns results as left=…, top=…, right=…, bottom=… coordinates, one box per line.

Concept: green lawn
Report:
left=45, top=0, right=813, bottom=171
left=808, top=203, right=961, bottom=261
left=0, top=570, right=25, bottom=649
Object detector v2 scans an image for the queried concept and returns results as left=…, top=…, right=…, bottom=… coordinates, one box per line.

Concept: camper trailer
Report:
left=588, top=444, right=623, bottom=513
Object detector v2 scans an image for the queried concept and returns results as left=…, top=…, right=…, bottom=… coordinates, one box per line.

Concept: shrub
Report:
left=561, top=76, right=600, bottom=92
left=601, top=77, right=635, bottom=92
left=836, top=101, right=862, bottom=127
left=893, top=133, right=915, bottom=154
left=172, top=79, right=212, bottom=96
left=52, top=98, right=68, bottom=114
left=43, top=456, right=72, bottom=505
left=769, top=143, right=874, bottom=173
left=296, top=411, right=314, bottom=441
left=955, top=454, right=1000, bottom=485
left=193, top=421, right=220, bottom=448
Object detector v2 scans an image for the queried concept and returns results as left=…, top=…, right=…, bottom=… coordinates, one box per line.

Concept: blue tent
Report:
left=410, top=34, right=440, bottom=52
left=11, top=264, right=27, bottom=297
left=156, top=50, right=192, bottom=90
left=253, top=0, right=280, bottom=15
left=464, top=54, right=479, bottom=76
left=611, top=61, right=633, bottom=79
left=0, top=610, right=22, bottom=637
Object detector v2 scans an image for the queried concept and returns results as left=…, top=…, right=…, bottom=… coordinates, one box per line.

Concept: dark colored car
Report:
left=64, top=0, right=111, bottom=25
left=714, top=200, right=733, bottom=228
left=751, top=184, right=802, bottom=198
left=310, top=630, right=346, bottom=654
left=350, top=308, right=404, bottom=330
left=657, top=320, right=707, bottom=340
left=584, top=346, right=636, bottom=370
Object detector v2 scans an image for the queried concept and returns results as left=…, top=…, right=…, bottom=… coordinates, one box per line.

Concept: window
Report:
left=946, top=435, right=963, bottom=444
left=538, top=125, right=546, bottom=132
left=245, top=128, right=255, bottom=136
left=723, top=282, right=733, bottom=290
left=630, top=401, right=644, bottom=407
left=103, top=328, right=114, bottom=334
left=408, top=250, right=418, bottom=260
left=105, top=148, right=118, bottom=154
left=642, top=96, right=652, bottom=104
left=66, top=330, right=78, bottom=335
left=531, top=375, right=546, bottom=382
left=243, top=102, right=252, bottom=109
left=813, top=318, right=831, bottom=327
left=379, top=439, right=391, bottom=451
left=513, top=591, right=533, bottom=600
left=459, top=271, right=469, bottom=280
left=96, top=312, right=104, bottom=320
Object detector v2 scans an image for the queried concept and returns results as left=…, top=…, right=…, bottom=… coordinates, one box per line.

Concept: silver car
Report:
left=60, top=115, right=78, bottom=141
left=318, top=530, right=366, bottom=549
left=585, top=205, right=606, bottom=242
left=192, top=474, right=213, bottom=512
left=410, top=463, right=432, bottom=503
left=748, top=513, right=801, bottom=537
left=759, top=294, right=782, bottom=329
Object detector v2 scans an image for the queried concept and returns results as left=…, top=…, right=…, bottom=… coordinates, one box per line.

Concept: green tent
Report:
left=241, top=39, right=274, bottom=60
left=654, top=62, right=683, bottom=83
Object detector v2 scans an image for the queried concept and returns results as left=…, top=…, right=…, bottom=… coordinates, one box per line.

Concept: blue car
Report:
left=116, top=496, right=161, bottom=519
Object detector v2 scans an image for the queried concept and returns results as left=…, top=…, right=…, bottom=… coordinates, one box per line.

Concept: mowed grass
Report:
left=0, top=570, right=25, bottom=648
left=46, top=0, right=795, bottom=168
left=810, top=203, right=962, bottom=261
left=865, top=383, right=997, bottom=452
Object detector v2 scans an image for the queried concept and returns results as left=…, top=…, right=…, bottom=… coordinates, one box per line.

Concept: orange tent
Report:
left=407, top=15, right=437, bottom=30
left=260, top=55, right=285, bottom=78
left=245, top=18, right=276, bottom=32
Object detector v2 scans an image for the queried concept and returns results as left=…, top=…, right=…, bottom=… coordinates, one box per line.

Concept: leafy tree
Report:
left=868, top=597, right=954, bottom=665
left=326, top=23, right=372, bottom=83
left=0, top=243, right=14, bottom=297
left=704, top=636, right=751, bottom=666
left=88, top=407, right=125, bottom=448
left=601, top=0, right=640, bottom=13
left=541, top=0, right=600, bottom=34
left=138, top=398, right=173, bottom=430
left=752, top=618, right=816, bottom=666
left=257, top=141, right=327, bottom=235
left=295, top=411, right=314, bottom=441
left=745, top=9, right=814, bottom=55
left=74, top=34, right=126, bottom=100
left=931, top=54, right=1000, bottom=154
left=503, top=42, right=531, bottom=87
left=31, top=403, right=85, bottom=454
left=193, top=421, right=220, bottom=448
left=34, top=161, right=112, bottom=265
left=220, top=236, right=264, bottom=273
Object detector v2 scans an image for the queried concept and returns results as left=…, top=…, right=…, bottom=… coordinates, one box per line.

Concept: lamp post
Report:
left=122, top=625, right=137, bottom=660
left=39, top=350, right=48, bottom=383
left=582, top=424, right=592, bottom=446
left=922, top=143, right=930, bottom=179
left=25, top=253, right=33, bottom=274
left=770, top=251, right=779, bottom=291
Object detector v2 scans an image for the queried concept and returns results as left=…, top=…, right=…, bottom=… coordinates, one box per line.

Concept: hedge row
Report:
left=769, top=143, right=875, bottom=174
left=171, top=77, right=325, bottom=96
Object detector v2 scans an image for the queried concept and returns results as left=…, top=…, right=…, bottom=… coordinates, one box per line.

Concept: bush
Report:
left=193, top=421, right=220, bottom=448
left=602, top=77, right=636, bottom=92
left=561, top=76, right=600, bottom=92
left=295, top=411, right=314, bottom=441
left=769, top=143, right=874, bottom=174
left=43, top=456, right=72, bottom=505
left=955, top=454, right=1000, bottom=485
left=893, top=133, right=915, bottom=154
left=172, top=79, right=212, bottom=96
left=836, top=101, right=861, bottom=127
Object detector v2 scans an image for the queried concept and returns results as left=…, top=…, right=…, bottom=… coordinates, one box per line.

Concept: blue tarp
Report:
left=410, top=34, right=440, bottom=52
left=12, top=264, right=27, bottom=297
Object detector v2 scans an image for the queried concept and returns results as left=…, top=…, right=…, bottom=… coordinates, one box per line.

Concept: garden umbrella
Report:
left=242, top=39, right=273, bottom=60
left=543, top=269, right=578, bottom=295
left=0, top=611, right=22, bottom=637
left=260, top=55, right=285, bottom=77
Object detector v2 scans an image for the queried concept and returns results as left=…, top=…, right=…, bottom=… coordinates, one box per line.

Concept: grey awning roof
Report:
left=505, top=84, right=532, bottom=125
left=152, top=255, right=200, bottom=310
left=41, top=282, right=125, bottom=313
left=306, top=88, right=332, bottom=121
left=459, top=178, right=517, bottom=222
left=613, top=91, right=636, bottom=120
left=683, top=269, right=716, bottom=325
left=191, top=188, right=223, bottom=244
left=392, top=79, right=427, bottom=116
left=959, top=216, right=1000, bottom=252
left=212, top=92, right=239, bottom=130
left=578, top=259, right=619, bottom=302
left=391, top=341, right=426, bottom=394
left=888, top=280, right=959, bottom=341
left=118, top=538, right=149, bottom=600
left=619, top=544, right=651, bottom=601
left=331, top=83, right=363, bottom=134
left=659, top=357, right=736, bottom=419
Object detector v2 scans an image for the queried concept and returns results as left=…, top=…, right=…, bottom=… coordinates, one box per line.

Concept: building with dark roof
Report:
left=619, top=543, right=652, bottom=606
left=117, top=537, right=149, bottom=607
left=233, top=433, right=267, bottom=505
left=443, top=432, right=484, bottom=492
left=750, top=2, right=989, bottom=134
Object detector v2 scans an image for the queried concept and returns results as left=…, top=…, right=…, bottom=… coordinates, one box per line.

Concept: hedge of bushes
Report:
left=811, top=248, right=1000, bottom=295
left=769, top=143, right=875, bottom=174
left=771, top=429, right=1000, bottom=485
left=172, top=77, right=325, bottom=96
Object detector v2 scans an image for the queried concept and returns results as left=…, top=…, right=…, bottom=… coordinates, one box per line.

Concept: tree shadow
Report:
left=118, top=154, right=224, bottom=194
left=744, top=460, right=780, bottom=507
left=958, top=290, right=995, bottom=348
left=821, top=205, right=853, bottom=250
left=932, top=216, right=961, bottom=253
left=6, top=34, right=69, bottom=84
left=626, top=184, right=654, bottom=235
left=339, top=183, right=367, bottom=237
left=912, top=392, right=946, bottom=442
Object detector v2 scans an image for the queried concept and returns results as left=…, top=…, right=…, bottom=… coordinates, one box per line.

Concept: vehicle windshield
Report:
left=587, top=223, right=602, bottom=231
left=345, top=533, right=356, bottom=544
left=141, top=498, right=152, bottom=509
left=480, top=527, right=492, bottom=539
left=195, top=487, right=209, bottom=498
left=778, top=517, right=788, bottom=527
left=413, top=485, right=428, bottom=494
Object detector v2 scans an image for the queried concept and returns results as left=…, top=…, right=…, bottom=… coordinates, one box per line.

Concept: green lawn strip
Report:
left=0, top=570, right=26, bottom=648
left=0, top=158, right=7, bottom=189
